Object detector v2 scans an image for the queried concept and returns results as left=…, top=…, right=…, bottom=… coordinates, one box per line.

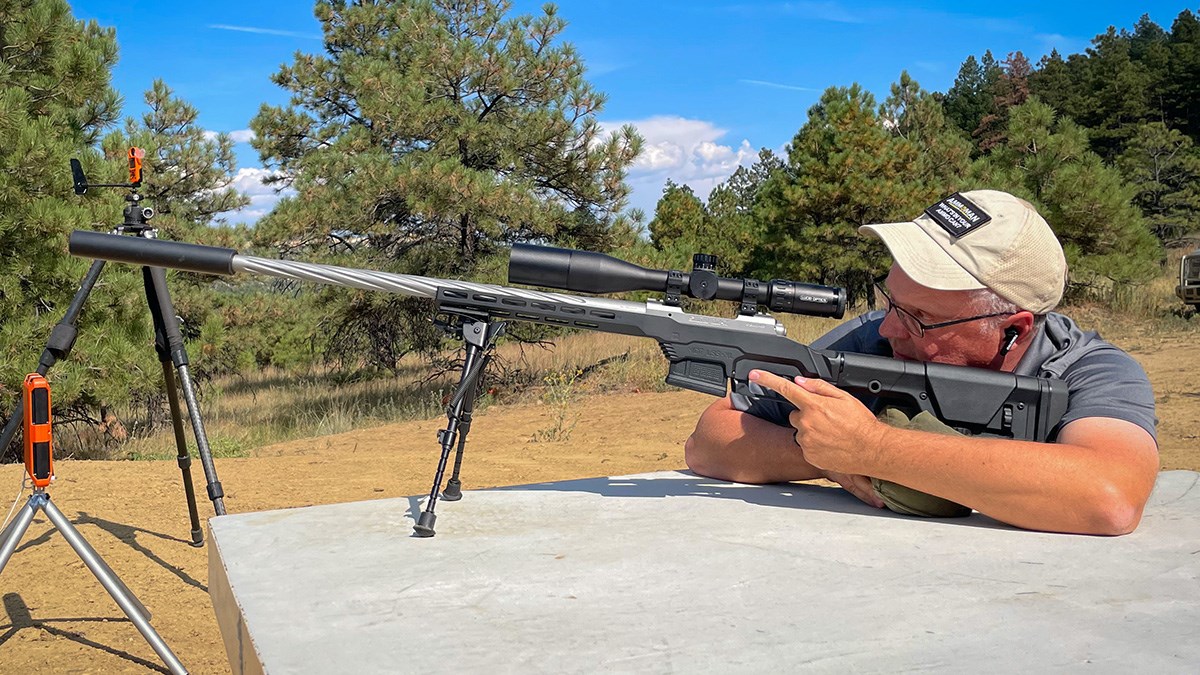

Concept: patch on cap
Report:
left=924, top=192, right=992, bottom=238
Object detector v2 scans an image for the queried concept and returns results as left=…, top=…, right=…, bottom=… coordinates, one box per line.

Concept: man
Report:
left=684, top=189, right=1159, bottom=535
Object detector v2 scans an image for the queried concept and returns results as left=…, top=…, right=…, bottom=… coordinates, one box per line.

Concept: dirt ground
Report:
left=0, top=337, right=1196, bottom=674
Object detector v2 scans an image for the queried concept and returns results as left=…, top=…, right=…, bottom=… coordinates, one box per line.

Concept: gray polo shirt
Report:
left=737, top=311, right=1158, bottom=443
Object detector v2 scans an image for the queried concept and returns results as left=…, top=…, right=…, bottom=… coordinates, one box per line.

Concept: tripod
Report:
left=0, top=486, right=188, bottom=674
left=0, top=373, right=187, bottom=673
left=414, top=315, right=505, bottom=537
left=0, top=193, right=226, bottom=546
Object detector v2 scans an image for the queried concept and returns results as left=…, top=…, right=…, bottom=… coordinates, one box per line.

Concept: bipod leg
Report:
left=142, top=263, right=226, bottom=517
left=414, top=320, right=505, bottom=537
left=441, top=348, right=495, bottom=502
left=38, top=494, right=188, bottom=674
left=0, top=259, right=107, bottom=460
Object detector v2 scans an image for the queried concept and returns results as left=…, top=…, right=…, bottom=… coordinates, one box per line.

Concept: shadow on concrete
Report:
left=491, top=471, right=1015, bottom=532
left=0, top=592, right=169, bottom=673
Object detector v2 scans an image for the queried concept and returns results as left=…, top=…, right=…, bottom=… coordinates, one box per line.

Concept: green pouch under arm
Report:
left=870, top=408, right=972, bottom=518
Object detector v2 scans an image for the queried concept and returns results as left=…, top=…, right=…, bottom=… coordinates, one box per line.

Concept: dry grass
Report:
left=85, top=251, right=1200, bottom=463
left=1061, top=247, right=1200, bottom=340
left=112, top=306, right=847, bottom=461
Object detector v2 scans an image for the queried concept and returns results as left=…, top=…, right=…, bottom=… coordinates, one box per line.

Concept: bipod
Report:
left=414, top=316, right=506, bottom=537
left=0, top=373, right=187, bottom=673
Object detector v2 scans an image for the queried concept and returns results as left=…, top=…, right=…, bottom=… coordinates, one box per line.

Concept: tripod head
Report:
left=70, top=148, right=155, bottom=233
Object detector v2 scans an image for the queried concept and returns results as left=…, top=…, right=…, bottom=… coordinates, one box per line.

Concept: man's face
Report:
left=876, top=266, right=1010, bottom=369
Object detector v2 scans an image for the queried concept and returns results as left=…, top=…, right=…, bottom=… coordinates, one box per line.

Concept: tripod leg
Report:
left=0, top=498, right=38, bottom=574
left=40, top=495, right=188, bottom=675
left=162, top=362, right=204, bottom=546
left=143, top=266, right=226, bottom=517
left=0, top=260, right=107, bottom=460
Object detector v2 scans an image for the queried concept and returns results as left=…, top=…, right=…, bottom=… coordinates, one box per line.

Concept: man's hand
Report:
left=824, top=470, right=885, bottom=509
left=748, top=370, right=887, bottom=477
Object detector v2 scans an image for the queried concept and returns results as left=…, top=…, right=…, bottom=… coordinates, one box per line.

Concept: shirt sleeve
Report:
left=1055, top=347, right=1158, bottom=443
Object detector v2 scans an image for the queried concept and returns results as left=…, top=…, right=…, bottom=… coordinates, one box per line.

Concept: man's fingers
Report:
left=794, top=376, right=851, bottom=400
left=749, top=369, right=850, bottom=403
left=748, top=369, right=810, bottom=402
left=827, top=471, right=885, bottom=509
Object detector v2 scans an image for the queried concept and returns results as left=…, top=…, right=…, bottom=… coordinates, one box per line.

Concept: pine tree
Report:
left=703, top=148, right=782, bottom=276
left=943, top=55, right=989, bottom=139
left=250, top=0, right=641, bottom=369
left=976, top=99, right=1161, bottom=299
left=1167, top=10, right=1200, bottom=140
left=1029, top=50, right=1086, bottom=121
left=648, top=180, right=707, bottom=252
left=1130, top=16, right=1172, bottom=123
left=1078, top=28, right=1154, bottom=160
left=754, top=84, right=935, bottom=303
left=1117, top=121, right=1200, bottom=244
left=879, top=71, right=972, bottom=190
left=0, top=0, right=158, bottom=456
left=975, top=52, right=1032, bottom=152
left=103, top=80, right=249, bottom=239
left=252, top=0, right=639, bottom=266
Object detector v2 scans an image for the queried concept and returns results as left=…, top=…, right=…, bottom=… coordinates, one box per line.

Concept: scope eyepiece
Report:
left=508, top=243, right=846, bottom=319
left=768, top=280, right=846, bottom=319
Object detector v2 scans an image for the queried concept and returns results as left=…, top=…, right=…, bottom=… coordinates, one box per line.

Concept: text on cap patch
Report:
left=924, top=192, right=992, bottom=237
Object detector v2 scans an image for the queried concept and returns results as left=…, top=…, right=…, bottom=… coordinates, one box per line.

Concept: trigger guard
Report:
left=730, top=380, right=791, bottom=413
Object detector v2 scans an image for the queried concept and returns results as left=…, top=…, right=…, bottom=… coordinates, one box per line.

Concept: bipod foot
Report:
left=441, top=478, right=462, bottom=501
left=189, top=528, right=203, bottom=548
left=413, top=511, right=437, bottom=537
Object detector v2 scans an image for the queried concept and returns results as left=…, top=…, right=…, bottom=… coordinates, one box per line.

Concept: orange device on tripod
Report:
left=127, top=147, right=145, bottom=186
left=22, top=374, right=53, bottom=488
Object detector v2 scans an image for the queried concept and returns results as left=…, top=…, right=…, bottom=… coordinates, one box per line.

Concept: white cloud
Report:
left=780, top=1, right=863, bottom=23
left=219, top=167, right=292, bottom=225
left=219, top=119, right=761, bottom=224
left=600, top=116, right=759, bottom=216
left=1034, top=33, right=1085, bottom=58
left=722, top=2, right=864, bottom=23
left=202, top=129, right=256, bottom=144
left=738, top=79, right=819, bottom=92
left=209, top=24, right=321, bottom=40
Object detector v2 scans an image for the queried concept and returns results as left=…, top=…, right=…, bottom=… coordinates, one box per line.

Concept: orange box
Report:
left=22, top=373, right=53, bottom=488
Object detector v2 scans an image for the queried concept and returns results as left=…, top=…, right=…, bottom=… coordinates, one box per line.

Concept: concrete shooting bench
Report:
left=209, top=470, right=1200, bottom=673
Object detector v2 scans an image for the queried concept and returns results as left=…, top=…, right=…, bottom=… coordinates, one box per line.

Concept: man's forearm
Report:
left=857, top=424, right=1159, bottom=535
left=685, top=399, right=825, bottom=484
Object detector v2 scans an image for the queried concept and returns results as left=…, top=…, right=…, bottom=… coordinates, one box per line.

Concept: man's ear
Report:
left=1001, top=326, right=1020, bottom=355
left=999, top=312, right=1035, bottom=355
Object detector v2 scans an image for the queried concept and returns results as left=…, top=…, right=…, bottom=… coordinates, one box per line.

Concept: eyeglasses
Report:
left=872, top=279, right=1012, bottom=337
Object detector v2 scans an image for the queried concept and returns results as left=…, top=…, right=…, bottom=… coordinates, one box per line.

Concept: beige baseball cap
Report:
left=859, top=189, right=1067, bottom=313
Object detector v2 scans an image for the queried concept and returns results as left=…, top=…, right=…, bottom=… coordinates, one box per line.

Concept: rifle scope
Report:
left=509, top=243, right=846, bottom=319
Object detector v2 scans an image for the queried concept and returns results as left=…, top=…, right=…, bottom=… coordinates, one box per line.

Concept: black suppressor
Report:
left=508, top=243, right=846, bottom=319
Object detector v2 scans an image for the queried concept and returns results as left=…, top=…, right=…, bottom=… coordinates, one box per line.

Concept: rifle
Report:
left=68, top=231, right=1069, bottom=536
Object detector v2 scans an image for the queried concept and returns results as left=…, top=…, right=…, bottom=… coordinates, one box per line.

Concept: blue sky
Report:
left=71, top=1, right=1196, bottom=223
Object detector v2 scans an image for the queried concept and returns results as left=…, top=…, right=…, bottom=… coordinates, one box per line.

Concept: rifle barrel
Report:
left=69, top=230, right=661, bottom=317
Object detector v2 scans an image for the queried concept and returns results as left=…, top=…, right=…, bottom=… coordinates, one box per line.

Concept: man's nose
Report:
left=878, top=307, right=906, bottom=339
